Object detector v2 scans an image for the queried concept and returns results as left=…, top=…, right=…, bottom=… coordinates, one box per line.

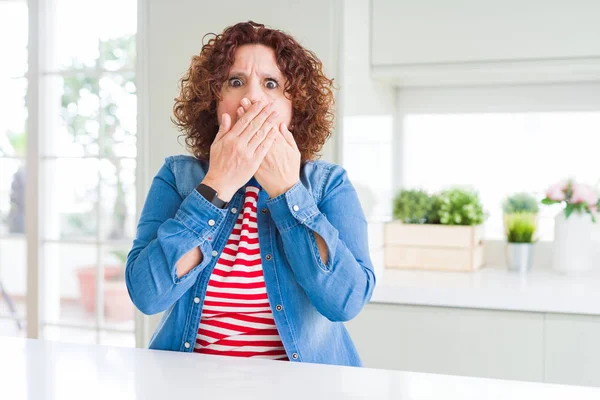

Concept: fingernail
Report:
left=241, top=98, right=250, bottom=107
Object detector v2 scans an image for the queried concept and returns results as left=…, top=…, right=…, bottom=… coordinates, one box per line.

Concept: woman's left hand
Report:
left=238, top=102, right=301, bottom=198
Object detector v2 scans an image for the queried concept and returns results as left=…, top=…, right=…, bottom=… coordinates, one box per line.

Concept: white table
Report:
left=2, top=337, right=600, bottom=399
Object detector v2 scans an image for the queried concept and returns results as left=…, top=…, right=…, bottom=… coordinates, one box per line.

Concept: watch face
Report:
left=198, top=184, right=226, bottom=208
left=198, top=184, right=217, bottom=200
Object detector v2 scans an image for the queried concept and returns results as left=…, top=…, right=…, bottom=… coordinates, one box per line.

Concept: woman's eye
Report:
left=229, top=78, right=243, bottom=87
left=265, top=79, right=279, bottom=89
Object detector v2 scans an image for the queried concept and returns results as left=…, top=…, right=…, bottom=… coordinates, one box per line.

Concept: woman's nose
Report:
left=244, top=81, right=268, bottom=104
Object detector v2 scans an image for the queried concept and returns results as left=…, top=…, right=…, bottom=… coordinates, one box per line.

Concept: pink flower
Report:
left=545, top=180, right=568, bottom=201
left=570, top=183, right=598, bottom=206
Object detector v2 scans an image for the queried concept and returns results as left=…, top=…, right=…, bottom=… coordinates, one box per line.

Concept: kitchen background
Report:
left=1, top=0, right=600, bottom=388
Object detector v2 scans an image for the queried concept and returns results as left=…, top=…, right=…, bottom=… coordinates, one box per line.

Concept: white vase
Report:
left=553, top=211, right=595, bottom=273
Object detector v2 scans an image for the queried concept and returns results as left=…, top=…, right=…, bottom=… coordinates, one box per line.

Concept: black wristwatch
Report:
left=196, top=183, right=229, bottom=209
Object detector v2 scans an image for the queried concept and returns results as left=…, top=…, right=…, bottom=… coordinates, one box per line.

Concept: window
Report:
left=398, top=86, right=600, bottom=241
left=341, top=115, right=394, bottom=221
left=0, top=0, right=28, bottom=337
left=0, top=0, right=138, bottom=347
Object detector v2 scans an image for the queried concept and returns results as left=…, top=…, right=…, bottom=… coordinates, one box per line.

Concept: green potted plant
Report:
left=503, top=212, right=537, bottom=272
left=502, top=192, right=540, bottom=215
left=386, top=187, right=487, bottom=272
left=392, top=189, right=431, bottom=224
left=501, top=193, right=539, bottom=272
left=434, top=187, right=486, bottom=226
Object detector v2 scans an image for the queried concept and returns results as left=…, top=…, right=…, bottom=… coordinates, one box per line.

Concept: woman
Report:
left=126, top=21, right=375, bottom=367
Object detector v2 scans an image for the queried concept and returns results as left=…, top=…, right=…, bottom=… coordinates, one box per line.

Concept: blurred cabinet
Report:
left=544, top=313, right=600, bottom=387
left=346, top=303, right=600, bottom=387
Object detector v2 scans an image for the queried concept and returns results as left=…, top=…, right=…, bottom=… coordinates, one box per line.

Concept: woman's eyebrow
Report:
left=228, top=70, right=283, bottom=80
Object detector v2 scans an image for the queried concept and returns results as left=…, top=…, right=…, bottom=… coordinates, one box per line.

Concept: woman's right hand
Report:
left=201, top=99, right=280, bottom=202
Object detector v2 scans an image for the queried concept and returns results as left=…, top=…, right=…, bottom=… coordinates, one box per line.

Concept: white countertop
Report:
left=3, top=337, right=600, bottom=400
left=370, top=265, right=600, bottom=315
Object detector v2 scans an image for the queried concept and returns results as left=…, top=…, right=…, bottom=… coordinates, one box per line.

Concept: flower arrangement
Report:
left=542, top=179, right=599, bottom=223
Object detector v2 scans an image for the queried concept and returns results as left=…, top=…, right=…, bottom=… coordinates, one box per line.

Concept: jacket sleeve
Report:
left=125, top=158, right=227, bottom=315
left=266, top=165, right=376, bottom=322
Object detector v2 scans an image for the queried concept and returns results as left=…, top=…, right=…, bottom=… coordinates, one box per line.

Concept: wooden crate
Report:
left=384, top=221, right=485, bottom=272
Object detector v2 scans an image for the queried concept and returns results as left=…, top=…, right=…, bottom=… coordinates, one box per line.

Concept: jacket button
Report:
left=194, top=297, right=200, bottom=304
left=292, top=353, right=299, bottom=360
left=275, top=304, right=283, bottom=311
left=231, top=208, right=237, bottom=214
left=265, top=254, right=272, bottom=261
left=292, top=205, right=299, bottom=212
left=261, top=208, right=267, bottom=214
left=208, top=219, right=215, bottom=226
left=184, top=342, right=191, bottom=349
left=211, top=250, right=218, bottom=257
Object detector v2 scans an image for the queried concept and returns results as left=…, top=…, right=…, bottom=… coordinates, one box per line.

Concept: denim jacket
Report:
left=125, top=155, right=376, bottom=367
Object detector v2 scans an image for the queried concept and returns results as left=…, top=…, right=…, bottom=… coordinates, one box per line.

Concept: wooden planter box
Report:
left=384, top=221, right=485, bottom=272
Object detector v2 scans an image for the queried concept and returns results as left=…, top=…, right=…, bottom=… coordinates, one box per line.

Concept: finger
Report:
left=213, top=113, right=232, bottom=143
left=239, top=104, right=277, bottom=143
left=241, top=98, right=253, bottom=112
left=253, top=126, right=279, bottom=160
left=247, top=116, right=278, bottom=152
left=236, top=106, right=244, bottom=119
left=280, top=122, right=298, bottom=150
left=229, top=99, right=268, bottom=135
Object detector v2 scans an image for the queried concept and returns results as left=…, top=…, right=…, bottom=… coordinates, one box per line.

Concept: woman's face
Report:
left=217, top=44, right=292, bottom=128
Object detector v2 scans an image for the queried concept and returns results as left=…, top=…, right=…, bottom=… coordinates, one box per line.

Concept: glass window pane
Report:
left=99, top=72, right=137, bottom=158
left=402, top=112, right=600, bottom=240
left=0, top=237, right=27, bottom=337
left=101, top=246, right=135, bottom=331
left=101, top=35, right=136, bottom=72
left=0, top=159, right=26, bottom=236
left=43, top=325, right=97, bottom=345
left=0, top=78, right=28, bottom=156
left=41, top=74, right=100, bottom=157
left=342, top=116, right=394, bottom=220
left=43, top=243, right=98, bottom=329
left=48, top=0, right=136, bottom=72
left=100, top=159, right=136, bottom=240
left=0, top=1, right=28, bottom=78
left=41, top=159, right=99, bottom=240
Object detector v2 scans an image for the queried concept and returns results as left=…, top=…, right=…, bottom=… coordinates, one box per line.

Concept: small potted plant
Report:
left=542, top=179, right=599, bottom=273
left=502, top=192, right=539, bottom=272
left=392, top=189, right=431, bottom=224
left=503, top=212, right=537, bottom=272
left=386, top=187, right=487, bottom=272
left=502, top=192, right=540, bottom=217
left=433, top=187, right=486, bottom=226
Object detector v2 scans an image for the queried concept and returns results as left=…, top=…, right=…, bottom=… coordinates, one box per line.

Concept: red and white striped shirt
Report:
left=194, top=185, right=288, bottom=360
